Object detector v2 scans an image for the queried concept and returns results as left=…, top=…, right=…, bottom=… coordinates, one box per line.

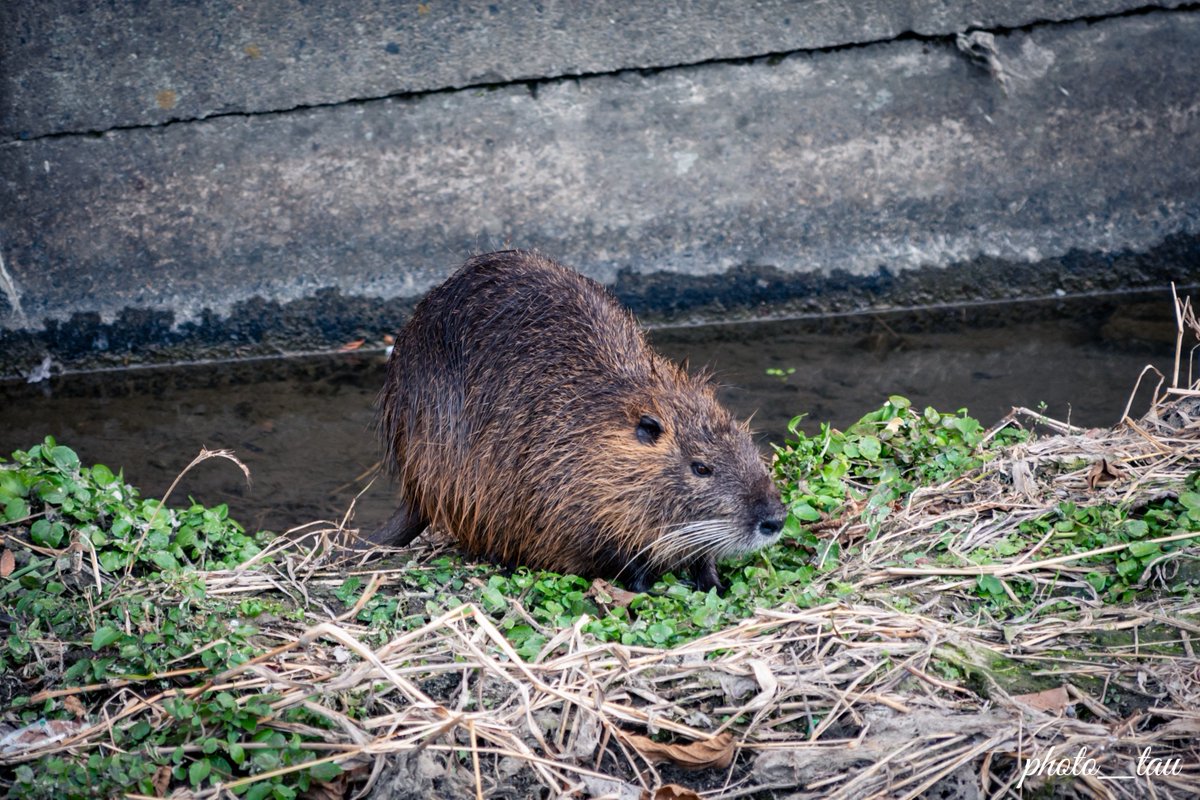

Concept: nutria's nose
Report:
left=753, top=493, right=787, bottom=537
left=757, top=516, right=785, bottom=537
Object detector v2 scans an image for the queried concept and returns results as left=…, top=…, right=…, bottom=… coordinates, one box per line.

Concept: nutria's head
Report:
left=583, top=362, right=787, bottom=584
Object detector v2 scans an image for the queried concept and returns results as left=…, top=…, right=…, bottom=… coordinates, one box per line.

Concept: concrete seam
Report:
left=4, top=1, right=1197, bottom=145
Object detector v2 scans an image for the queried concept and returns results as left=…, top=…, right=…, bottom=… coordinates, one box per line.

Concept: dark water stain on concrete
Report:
left=1, top=236, right=1196, bottom=383
left=0, top=290, right=1179, bottom=534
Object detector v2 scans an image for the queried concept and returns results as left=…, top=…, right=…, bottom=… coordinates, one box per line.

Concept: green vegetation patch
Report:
left=964, top=483, right=1200, bottom=613
left=1, top=439, right=339, bottom=799
left=772, top=395, right=1028, bottom=533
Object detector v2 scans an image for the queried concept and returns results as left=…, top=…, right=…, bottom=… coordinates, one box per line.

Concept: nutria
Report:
left=373, top=250, right=785, bottom=592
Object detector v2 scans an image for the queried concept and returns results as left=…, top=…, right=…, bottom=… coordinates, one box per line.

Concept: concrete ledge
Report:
left=1, top=1, right=1184, bottom=139
left=1, top=235, right=1196, bottom=381
left=1, top=9, right=1199, bottom=378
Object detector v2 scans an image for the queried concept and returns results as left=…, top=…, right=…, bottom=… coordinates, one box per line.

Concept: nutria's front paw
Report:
left=690, top=557, right=724, bottom=594
left=625, top=577, right=650, bottom=594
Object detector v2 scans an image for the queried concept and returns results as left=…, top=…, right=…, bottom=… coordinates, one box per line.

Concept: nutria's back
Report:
left=376, top=250, right=784, bottom=592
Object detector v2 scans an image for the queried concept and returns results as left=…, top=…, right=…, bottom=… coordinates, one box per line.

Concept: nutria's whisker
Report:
left=682, top=528, right=739, bottom=559
left=656, top=519, right=730, bottom=540
left=651, top=520, right=737, bottom=562
left=611, top=520, right=728, bottom=585
left=663, top=525, right=734, bottom=551
left=652, top=520, right=728, bottom=553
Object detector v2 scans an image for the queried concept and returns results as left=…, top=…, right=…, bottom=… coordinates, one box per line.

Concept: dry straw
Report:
left=4, top=289, right=1200, bottom=798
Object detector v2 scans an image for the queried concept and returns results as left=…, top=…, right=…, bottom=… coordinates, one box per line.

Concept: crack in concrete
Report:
left=4, top=2, right=1195, bottom=146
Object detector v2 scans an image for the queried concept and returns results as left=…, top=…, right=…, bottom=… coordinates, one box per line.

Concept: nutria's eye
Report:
left=691, top=461, right=713, bottom=477
left=636, top=415, right=663, bottom=445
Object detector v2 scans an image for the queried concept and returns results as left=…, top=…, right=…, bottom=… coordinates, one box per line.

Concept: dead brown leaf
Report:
left=63, top=695, right=87, bottom=718
left=641, top=785, right=703, bottom=800
left=1086, top=457, right=1124, bottom=489
left=152, top=765, right=172, bottom=796
left=588, top=578, right=639, bottom=608
left=621, top=731, right=735, bottom=770
left=1012, top=686, right=1071, bottom=714
left=0, top=548, right=13, bottom=577
left=3, top=718, right=85, bottom=749
left=301, top=763, right=370, bottom=800
left=1010, top=458, right=1038, bottom=499
left=300, top=774, right=348, bottom=800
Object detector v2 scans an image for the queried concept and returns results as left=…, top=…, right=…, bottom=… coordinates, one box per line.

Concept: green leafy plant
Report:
left=765, top=366, right=797, bottom=382
left=0, top=440, right=345, bottom=799
left=1, top=437, right=262, bottom=573
left=15, top=402, right=1187, bottom=797
left=965, top=478, right=1200, bottom=611
left=772, top=396, right=1027, bottom=535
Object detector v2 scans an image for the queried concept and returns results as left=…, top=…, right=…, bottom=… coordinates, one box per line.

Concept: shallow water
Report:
left=0, top=290, right=1180, bottom=533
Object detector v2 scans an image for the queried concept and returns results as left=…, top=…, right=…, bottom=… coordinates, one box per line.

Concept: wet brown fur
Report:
left=374, top=250, right=784, bottom=592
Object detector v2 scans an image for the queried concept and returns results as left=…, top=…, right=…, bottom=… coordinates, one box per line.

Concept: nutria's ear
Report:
left=636, top=415, right=664, bottom=445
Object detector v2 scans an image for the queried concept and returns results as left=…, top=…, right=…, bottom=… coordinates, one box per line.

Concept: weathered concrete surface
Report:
left=1, top=1, right=1185, bottom=140
left=1, top=9, right=1199, bottom=377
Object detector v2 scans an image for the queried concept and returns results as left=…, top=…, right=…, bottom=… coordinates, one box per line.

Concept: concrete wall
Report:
left=2, top=1, right=1198, bottom=377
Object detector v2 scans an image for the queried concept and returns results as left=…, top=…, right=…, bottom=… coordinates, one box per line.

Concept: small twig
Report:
left=1121, top=365, right=1166, bottom=424
left=1171, top=282, right=1183, bottom=389
left=469, top=719, right=484, bottom=800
